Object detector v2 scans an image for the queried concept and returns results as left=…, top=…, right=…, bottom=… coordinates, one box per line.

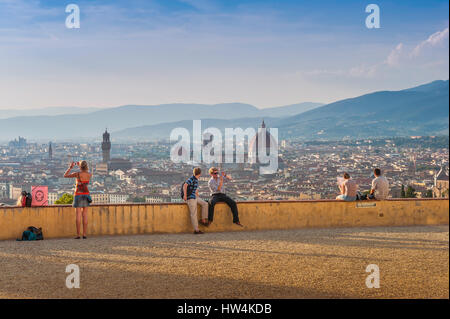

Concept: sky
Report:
left=0, top=0, right=448, bottom=109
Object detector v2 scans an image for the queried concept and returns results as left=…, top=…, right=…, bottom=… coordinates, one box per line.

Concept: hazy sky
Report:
left=1, top=0, right=448, bottom=109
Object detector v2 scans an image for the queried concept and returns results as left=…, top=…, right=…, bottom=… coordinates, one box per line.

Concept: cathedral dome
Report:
left=248, top=120, right=277, bottom=160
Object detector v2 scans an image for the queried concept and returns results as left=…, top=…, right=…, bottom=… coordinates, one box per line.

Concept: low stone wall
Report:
left=0, top=199, right=448, bottom=240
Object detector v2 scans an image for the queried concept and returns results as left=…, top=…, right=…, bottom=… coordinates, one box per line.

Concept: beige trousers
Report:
left=187, top=198, right=208, bottom=231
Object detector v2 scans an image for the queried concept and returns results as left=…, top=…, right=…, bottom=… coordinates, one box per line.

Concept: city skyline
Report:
left=1, top=134, right=448, bottom=205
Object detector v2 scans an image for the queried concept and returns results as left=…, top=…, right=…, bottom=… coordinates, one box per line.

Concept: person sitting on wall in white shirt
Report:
left=369, top=168, right=389, bottom=200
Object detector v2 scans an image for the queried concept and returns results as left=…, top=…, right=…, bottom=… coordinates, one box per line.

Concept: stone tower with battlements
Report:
left=102, top=129, right=111, bottom=163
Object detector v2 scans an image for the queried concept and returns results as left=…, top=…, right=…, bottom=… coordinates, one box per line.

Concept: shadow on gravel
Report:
left=0, top=251, right=352, bottom=299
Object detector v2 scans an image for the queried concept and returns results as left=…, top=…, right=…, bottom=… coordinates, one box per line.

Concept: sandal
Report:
left=74, top=236, right=81, bottom=239
left=234, top=222, right=244, bottom=227
left=82, top=236, right=87, bottom=239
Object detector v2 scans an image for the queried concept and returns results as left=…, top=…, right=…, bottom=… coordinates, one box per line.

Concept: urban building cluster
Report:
left=0, top=129, right=448, bottom=206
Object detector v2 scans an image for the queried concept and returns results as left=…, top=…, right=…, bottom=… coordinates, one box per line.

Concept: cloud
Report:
left=348, top=64, right=378, bottom=78
left=302, top=64, right=379, bottom=79
left=302, top=26, right=448, bottom=79
left=382, top=27, right=448, bottom=68
left=385, top=43, right=403, bottom=66
left=411, top=27, right=449, bottom=57
left=382, top=27, right=449, bottom=67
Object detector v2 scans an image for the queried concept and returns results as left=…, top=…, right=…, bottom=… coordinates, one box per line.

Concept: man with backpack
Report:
left=183, top=167, right=208, bottom=234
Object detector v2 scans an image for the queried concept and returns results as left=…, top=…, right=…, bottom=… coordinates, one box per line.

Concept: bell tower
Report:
left=102, top=129, right=111, bottom=163
left=49, top=142, right=53, bottom=160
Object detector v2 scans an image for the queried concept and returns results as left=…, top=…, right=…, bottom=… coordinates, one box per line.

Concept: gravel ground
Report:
left=0, top=225, right=448, bottom=299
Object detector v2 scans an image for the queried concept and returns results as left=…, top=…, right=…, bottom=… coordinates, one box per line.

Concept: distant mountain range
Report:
left=277, top=80, right=449, bottom=139
left=115, top=80, right=449, bottom=141
left=0, top=80, right=448, bottom=142
left=259, top=102, right=323, bottom=117
left=114, top=117, right=280, bottom=141
left=0, top=102, right=322, bottom=140
left=0, top=107, right=102, bottom=119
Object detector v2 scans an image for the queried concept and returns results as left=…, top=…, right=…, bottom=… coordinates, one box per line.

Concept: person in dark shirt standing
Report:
left=184, top=167, right=208, bottom=234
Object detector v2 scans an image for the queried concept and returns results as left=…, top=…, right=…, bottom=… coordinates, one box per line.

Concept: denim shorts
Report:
left=73, top=195, right=91, bottom=208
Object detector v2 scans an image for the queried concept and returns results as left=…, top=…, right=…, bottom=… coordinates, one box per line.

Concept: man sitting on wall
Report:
left=207, top=167, right=243, bottom=227
left=369, top=168, right=389, bottom=200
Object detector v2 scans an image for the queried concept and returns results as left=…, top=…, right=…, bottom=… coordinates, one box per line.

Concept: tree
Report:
left=423, top=189, right=433, bottom=198
left=55, top=193, right=74, bottom=205
left=129, top=196, right=145, bottom=203
left=401, top=184, right=406, bottom=198
left=405, top=186, right=416, bottom=198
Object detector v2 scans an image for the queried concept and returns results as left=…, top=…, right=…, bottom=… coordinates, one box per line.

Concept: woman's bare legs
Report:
left=75, top=207, right=82, bottom=237
left=82, top=207, right=88, bottom=237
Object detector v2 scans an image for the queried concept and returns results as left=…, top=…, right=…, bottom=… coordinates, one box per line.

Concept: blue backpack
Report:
left=17, top=226, right=44, bottom=241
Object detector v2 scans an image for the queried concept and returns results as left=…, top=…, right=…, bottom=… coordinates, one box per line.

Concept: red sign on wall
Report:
left=32, top=186, right=48, bottom=206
